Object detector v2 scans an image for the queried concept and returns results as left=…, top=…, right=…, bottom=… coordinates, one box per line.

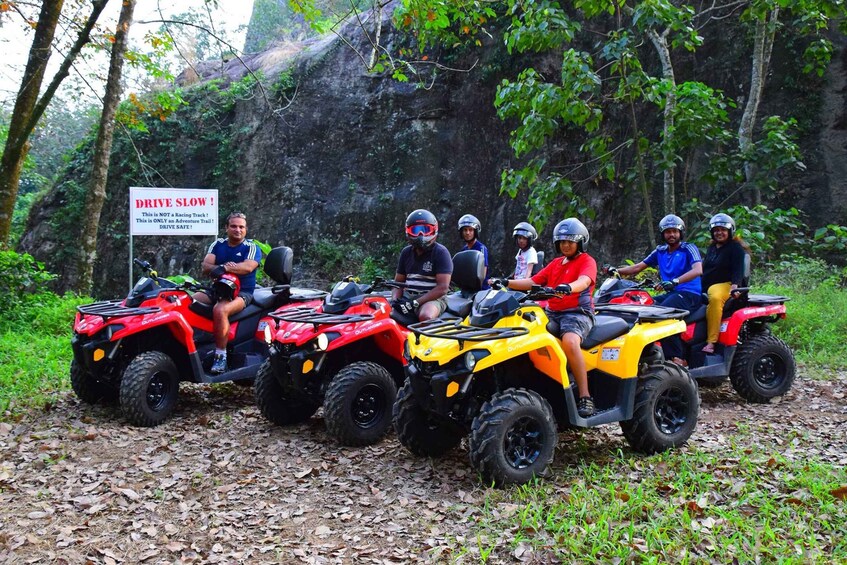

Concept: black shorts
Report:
left=546, top=310, right=594, bottom=342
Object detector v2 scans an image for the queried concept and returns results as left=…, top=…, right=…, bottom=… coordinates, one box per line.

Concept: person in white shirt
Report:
left=512, top=221, right=538, bottom=279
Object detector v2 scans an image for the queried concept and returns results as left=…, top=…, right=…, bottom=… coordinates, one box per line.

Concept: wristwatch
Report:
left=412, top=299, right=420, bottom=309
left=672, top=278, right=680, bottom=286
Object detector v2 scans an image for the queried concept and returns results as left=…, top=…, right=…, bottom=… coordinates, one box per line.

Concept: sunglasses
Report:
left=406, top=224, right=437, bottom=237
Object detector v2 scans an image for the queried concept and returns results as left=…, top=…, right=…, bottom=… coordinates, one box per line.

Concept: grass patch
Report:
left=755, top=260, right=847, bottom=369
left=468, top=439, right=847, bottom=562
left=0, top=292, right=90, bottom=414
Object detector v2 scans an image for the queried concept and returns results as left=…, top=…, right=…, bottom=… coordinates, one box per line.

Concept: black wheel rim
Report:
left=146, top=371, right=172, bottom=411
left=504, top=416, right=544, bottom=469
left=352, top=383, right=386, bottom=429
left=654, top=386, right=689, bottom=435
left=753, top=353, right=786, bottom=390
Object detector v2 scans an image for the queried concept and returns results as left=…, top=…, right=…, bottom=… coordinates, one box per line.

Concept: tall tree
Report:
left=0, top=0, right=110, bottom=246
left=77, top=0, right=136, bottom=294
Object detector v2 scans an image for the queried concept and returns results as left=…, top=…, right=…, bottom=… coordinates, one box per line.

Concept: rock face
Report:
left=19, top=4, right=847, bottom=298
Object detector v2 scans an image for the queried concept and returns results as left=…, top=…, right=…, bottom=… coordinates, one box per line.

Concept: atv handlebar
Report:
left=522, top=285, right=570, bottom=302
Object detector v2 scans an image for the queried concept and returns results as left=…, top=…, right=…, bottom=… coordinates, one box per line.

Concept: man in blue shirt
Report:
left=615, top=214, right=703, bottom=365
left=457, top=214, right=489, bottom=290
left=195, top=211, right=263, bottom=374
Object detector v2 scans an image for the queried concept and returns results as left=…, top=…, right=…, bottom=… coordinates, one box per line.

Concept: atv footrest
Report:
left=269, top=306, right=374, bottom=330
left=77, top=300, right=161, bottom=319
left=408, top=318, right=529, bottom=350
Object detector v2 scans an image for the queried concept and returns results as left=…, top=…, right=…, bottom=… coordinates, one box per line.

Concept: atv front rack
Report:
left=77, top=300, right=161, bottom=320
left=408, top=318, right=529, bottom=351
left=269, top=306, right=375, bottom=331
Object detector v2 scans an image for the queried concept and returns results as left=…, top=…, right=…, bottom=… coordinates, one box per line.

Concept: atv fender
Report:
left=720, top=303, right=786, bottom=345
left=582, top=318, right=686, bottom=378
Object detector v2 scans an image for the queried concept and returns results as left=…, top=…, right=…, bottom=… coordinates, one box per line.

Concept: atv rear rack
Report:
left=594, top=304, right=690, bottom=322
left=408, top=318, right=529, bottom=351
left=269, top=306, right=375, bottom=331
left=77, top=300, right=161, bottom=320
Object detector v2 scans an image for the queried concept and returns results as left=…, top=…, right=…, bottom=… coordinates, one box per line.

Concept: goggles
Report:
left=406, top=224, right=437, bottom=237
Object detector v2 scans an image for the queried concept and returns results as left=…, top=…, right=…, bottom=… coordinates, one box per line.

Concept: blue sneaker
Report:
left=211, top=354, right=227, bottom=375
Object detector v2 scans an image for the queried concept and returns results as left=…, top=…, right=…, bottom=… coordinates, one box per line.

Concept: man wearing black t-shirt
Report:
left=392, top=209, right=453, bottom=322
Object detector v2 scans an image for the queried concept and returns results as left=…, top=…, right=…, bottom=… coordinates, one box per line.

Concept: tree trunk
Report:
left=739, top=8, right=779, bottom=206
left=630, top=101, right=656, bottom=249
left=0, top=0, right=111, bottom=246
left=77, top=0, right=137, bottom=295
left=0, top=0, right=65, bottom=247
left=648, top=28, right=677, bottom=214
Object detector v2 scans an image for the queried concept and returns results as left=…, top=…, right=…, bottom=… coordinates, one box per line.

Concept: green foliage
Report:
left=0, top=291, right=89, bottom=414
left=757, top=259, right=847, bottom=368
left=305, top=237, right=395, bottom=286
left=682, top=202, right=847, bottom=265
left=0, top=251, right=57, bottom=310
left=395, top=0, right=497, bottom=51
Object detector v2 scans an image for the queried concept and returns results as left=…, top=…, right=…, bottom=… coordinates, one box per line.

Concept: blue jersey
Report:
left=461, top=240, right=489, bottom=290
left=643, top=242, right=702, bottom=295
left=207, top=238, right=262, bottom=293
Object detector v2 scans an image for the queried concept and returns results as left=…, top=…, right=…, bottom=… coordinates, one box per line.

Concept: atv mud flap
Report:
left=406, top=362, right=466, bottom=417
left=71, top=333, right=121, bottom=375
left=271, top=350, right=326, bottom=390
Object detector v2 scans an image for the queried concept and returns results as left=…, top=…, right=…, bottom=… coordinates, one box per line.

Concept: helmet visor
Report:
left=407, top=224, right=437, bottom=237
left=711, top=222, right=732, bottom=230
left=556, top=234, right=583, bottom=242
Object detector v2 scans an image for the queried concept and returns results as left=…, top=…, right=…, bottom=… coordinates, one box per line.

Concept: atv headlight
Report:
left=403, top=338, right=410, bottom=359
left=463, top=351, right=477, bottom=372
left=316, top=333, right=329, bottom=351
left=263, top=324, right=273, bottom=345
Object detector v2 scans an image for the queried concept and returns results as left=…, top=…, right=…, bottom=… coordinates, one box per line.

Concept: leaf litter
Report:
left=0, top=371, right=845, bottom=563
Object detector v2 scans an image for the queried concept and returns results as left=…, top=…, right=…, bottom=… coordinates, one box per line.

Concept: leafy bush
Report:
left=305, top=238, right=396, bottom=286
left=0, top=251, right=57, bottom=309
left=682, top=202, right=847, bottom=266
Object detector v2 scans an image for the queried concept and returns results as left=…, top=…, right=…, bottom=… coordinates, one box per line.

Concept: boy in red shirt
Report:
left=490, top=218, right=597, bottom=417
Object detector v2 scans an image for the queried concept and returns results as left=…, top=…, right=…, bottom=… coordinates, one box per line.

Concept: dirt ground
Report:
left=1, top=371, right=845, bottom=564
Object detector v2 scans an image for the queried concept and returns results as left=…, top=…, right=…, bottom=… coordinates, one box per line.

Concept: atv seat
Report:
left=445, top=249, right=486, bottom=318
left=543, top=314, right=634, bottom=349
left=684, top=304, right=707, bottom=325
left=531, top=251, right=545, bottom=275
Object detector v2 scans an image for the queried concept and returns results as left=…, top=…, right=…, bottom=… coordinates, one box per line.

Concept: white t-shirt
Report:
left=514, top=247, right=538, bottom=279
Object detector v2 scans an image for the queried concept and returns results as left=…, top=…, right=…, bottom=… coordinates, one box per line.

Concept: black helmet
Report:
left=512, top=221, right=538, bottom=244
left=553, top=218, right=589, bottom=252
left=457, top=214, right=481, bottom=238
left=405, top=209, right=439, bottom=249
left=659, top=214, right=685, bottom=236
left=709, top=213, right=735, bottom=238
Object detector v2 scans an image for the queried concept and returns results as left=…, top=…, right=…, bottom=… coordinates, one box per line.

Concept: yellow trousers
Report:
left=706, top=282, right=732, bottom=344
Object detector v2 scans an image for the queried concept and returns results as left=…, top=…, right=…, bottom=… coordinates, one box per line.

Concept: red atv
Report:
left=71, top=247, right=327, bottom=426
left=595, top=267, right=795, bottom=402
left=254, top=249, right=486, bottom=446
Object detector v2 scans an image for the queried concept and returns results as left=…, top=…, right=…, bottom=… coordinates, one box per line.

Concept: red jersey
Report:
left=531, top=252, right=597, bottom=312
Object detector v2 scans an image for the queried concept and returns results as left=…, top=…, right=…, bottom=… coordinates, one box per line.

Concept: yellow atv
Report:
left=394, top=283, right=700, bottom=486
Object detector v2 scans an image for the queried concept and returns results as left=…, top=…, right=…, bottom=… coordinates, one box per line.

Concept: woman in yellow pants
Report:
left=701, top=213, right=749, bottom=354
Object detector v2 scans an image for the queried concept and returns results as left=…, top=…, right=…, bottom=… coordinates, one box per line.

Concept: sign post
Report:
left=129, top=187, right=219, bottom=290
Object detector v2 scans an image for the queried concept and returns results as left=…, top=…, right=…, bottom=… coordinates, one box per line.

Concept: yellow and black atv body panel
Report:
left=397, top=286, right=699, bottom=486
left=404, top=294, right=687, bottom=429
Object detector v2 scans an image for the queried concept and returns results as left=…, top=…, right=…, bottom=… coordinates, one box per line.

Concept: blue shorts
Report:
left=546, top=310, right=594, bottom=342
